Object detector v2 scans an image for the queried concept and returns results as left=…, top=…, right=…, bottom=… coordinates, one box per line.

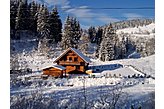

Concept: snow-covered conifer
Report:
left=61, top=16, right=81, bottom=49
left=29, top=1, right=37, bottom=33
left=37, top=5, right=50, bottom=39
left=15, top=0, right=30, bottom=30
left=60, top=16, right=73, bottom=49
left=88, top=26, right=96, bottom=43
left=99, top=24, right=116, bottom=61
left=48, top=7, right=62, bottom=43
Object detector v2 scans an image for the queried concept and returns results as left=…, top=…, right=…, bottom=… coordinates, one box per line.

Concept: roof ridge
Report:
left=54, top=48, right=91, bottom=63
left=70, top=48, right=91, bottom=63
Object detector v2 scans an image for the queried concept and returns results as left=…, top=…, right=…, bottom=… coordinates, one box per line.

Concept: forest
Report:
left=10, top=0, right=155, bottom=62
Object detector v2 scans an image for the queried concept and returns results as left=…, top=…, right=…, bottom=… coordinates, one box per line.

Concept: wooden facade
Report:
left=42, top=48, right=91, bottom=77
left=42, top=65, right=66, bottom=77
left=54, top=48, right=91, bottom=74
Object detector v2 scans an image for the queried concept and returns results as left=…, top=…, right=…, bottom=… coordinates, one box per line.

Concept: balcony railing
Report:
left=59, top=61, right=81, bottom=65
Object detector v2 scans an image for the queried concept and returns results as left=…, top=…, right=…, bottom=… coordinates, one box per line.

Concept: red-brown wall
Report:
left=55, top=50, right=88, bottom=74
left=43, top=67, right=65, bottom=77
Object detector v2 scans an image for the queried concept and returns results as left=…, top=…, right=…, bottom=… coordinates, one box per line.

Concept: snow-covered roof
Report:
left=54, top=48, right=91, bottom=63
left=71, top=48, right=91, bottom=63
left=43, top=64, right=66, bottom=70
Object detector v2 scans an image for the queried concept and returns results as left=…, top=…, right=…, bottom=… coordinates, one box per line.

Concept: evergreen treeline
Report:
left=111, top=19, right=154, bottom=30
left=86, top=21, right=154, bottom=61
left=10, top=0, right=62, bottom=44
left=10, top=0, right=155, bottom=61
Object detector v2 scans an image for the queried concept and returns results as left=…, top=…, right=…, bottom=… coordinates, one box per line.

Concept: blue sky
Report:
left=30, top=0, right=155, bottom=28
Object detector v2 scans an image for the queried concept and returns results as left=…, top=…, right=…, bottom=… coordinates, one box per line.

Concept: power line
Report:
left=59, top=7, right=155, bottom=10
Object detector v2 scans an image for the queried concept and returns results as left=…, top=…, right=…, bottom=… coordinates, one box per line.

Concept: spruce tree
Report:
left=10, top=0, right=19, bottom=39
left=88, top=26, right=96, bottom=43
left=61, top=16, right=73, bottom=49
left=48, top=7, right=62, bottom=43
left=96, top=27, right=103, bottom=45
left=99, top=24, right=116, bottom=61
left=61, top=16, right=81, bottom=49
left=72, top=18, right=81, bottom=48
left=29, top=1, right=37, bottom=33
left=10, top=0, right=18, bottom=30
left=37, top=5, right=50, bottom=39
left=120, top=36, right=127, bottom=58
left=15, top=0, right=30, bottom=30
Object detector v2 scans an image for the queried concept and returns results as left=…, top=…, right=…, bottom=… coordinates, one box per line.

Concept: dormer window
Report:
left=69, top=57, right=72, bottom=61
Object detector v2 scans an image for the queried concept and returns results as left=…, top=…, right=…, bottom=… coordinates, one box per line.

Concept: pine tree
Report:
left=96, top=27, right=103, bottom=45
left=29, top=1, right=37, bottom=33
left=88, top=26, right=96, bottom=43
left=113, top=35, right=120, bottom=59
left=99, top=24, right=116, bottom=61
left=37, top=5, right=50, bottom=39
left=10, top=0, right=19, bottom=39
left=99, top=39, right=106, bottom=61
left=61, top=16, right=81, bottom=49
left=15, top=0, right=30, bottom=30
left=120, top=36, right=127, bottom=58
left=48, top=7, right=62, bottom=43
left=61, top=16, right=73, bottom=49
left=72, top=18, right=81, bottom=48
left=10, top=0, right=18, bottom=30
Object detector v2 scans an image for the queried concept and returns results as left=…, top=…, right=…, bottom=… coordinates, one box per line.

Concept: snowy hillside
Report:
left=90, top=55, right=155, bottom=78
left=117, top=23, right=155, bottom=39
left=10, top=19, right=155, bottom=108
left=117, top=23, right=155, bottom=34
left=10, top=53, right=155, bottom=108
left=10, top=0, right=155, bottom=107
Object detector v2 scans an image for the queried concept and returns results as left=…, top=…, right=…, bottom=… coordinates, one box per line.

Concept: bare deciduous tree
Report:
left=94, top=85, right=128, bottom=109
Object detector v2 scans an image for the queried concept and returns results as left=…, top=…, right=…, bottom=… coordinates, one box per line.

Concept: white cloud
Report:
left=65, top=6, right=119, bottom=24
left=97, top=14, right=120, bottom=23
left=29, top=0, right=120, bottom=27
left=29, top=0, right=70, bottom=8
left=123, top=13, right=144, bottom=20
left=65, top=6, right=96, bottom=23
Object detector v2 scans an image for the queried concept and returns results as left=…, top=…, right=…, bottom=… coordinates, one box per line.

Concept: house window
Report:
left=74, top=57, right=78, bottom=62
left=69, top=57, right=72, bottom=61
left=76, top=66, right=80, bottom=70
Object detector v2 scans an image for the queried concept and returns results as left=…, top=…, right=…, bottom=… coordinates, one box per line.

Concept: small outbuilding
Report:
left=42, top=65, right=66, bottom=77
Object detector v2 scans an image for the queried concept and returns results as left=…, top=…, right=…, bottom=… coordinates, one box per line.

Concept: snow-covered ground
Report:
left=10, top=20, right=155, bottom=108
left=10, top=76, right=154, bottom=108
left=116, top=23, right=155, bottom=46
left=90, top=55, right=155, bottom=78
left=117, top=23, right=155, bottom=35
left=10, top=54, right=155, bottom=108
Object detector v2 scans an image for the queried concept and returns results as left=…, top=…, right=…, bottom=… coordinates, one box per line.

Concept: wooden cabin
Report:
left=54, top=48, right=91, bottom=74
left=43, top=65, right=66, bottom=77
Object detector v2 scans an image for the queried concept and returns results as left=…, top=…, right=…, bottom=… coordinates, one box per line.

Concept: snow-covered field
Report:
left=90, top=55, right=155, bottom=77
left=117, top=23, right=155, bottom=36
left=10, top=22, right=155, bottom=108
left=10, top=55, right=155, bottom=108
left=116, top=23, right=155, bottom=47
